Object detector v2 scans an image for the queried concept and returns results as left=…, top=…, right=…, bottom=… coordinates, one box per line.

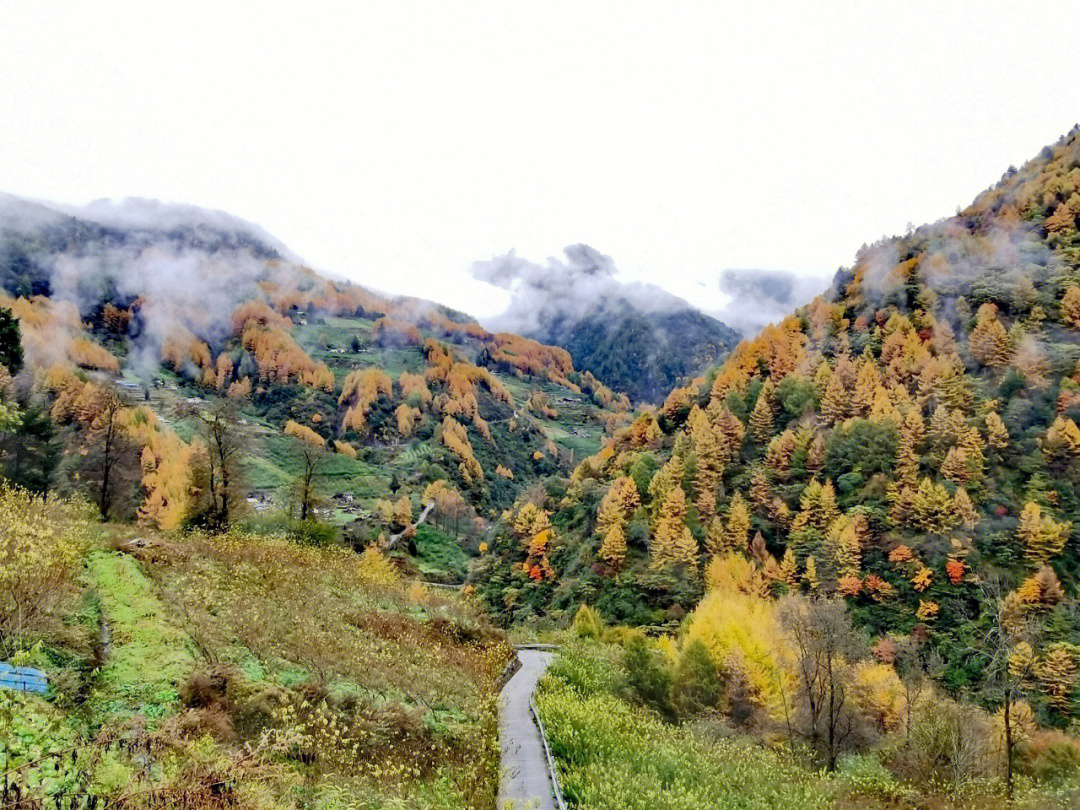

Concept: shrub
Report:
left=671, top=638, right=725, bottom=718
left=835, top=752, right=907, bottom=800
left=1030, top=738, right=1080, bottom=785
left=624, top=634, right=674, bottom=719
left=572, top=604, right=603, bottom=640
left=0, top=485, right=94, bottom=649
left=536, top=646, right=829, bottom=810
left=895, top=696, right=996, bottom=791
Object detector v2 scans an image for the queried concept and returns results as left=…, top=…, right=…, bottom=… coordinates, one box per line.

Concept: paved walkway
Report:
left=498, top=649, right=557, bottom=809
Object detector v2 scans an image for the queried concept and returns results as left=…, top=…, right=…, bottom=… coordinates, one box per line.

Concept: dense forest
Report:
left=477, top=127, right=1080, bottom=806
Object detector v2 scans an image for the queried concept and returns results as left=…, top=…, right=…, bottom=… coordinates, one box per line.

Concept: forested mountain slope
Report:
left=476, top=126, right=1080, bottom=726
left=0, top=194, right=633, bottom=579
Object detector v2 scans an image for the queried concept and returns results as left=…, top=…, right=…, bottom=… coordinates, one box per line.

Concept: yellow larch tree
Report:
left=790, top=478, right=840, bottom=534
left=599, top=523, right=628, bottom=572
left=722, top=492, right=752, bottom=553
left=1061, top=285, right=1080, bottom=330
left=764, top=429, right=798, bottom=480
left=940, top=446, right=970, bottom=486
left=985, top=410, right=1010, bottom=450
left=954, top=487, right=979, bottom=530
left=1017, top=501, right=1071, bottom=563
left=853, top=351, right=881, bottom=416
left=688, top=406, right=725, bottom=518
left=650, top=486, right=698, bottom=569
left=749, top=386, right=775, bottom=444
left=969, top=303, right=1012, bottom=368
left=820, top=369, right=851, bottom=426
left=909, top=477, right=959, bottom=536
left=1037, top=646, right=1078, bottom=713
left=647, top=455, right=685, bottom=524
left=596, top=475, right=640, bottom=537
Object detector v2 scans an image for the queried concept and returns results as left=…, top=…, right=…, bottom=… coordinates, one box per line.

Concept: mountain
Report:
left=0, top=193, right=636, bottom=542
left=476, top=125, right=1080, bottom=718
left=473, top=244, right=741, bottom=402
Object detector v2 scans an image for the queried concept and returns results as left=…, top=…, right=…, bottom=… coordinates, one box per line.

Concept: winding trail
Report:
left=499, top=648, right=558, bottom=809
left=385, top=500, right=435, bottom=550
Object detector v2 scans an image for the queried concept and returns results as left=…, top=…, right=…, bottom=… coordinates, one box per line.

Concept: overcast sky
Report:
left=2, top=1, right=1078, bottom=319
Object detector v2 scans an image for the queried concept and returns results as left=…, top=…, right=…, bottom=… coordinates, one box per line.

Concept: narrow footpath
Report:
left=498, top=648, right=557, bottom=810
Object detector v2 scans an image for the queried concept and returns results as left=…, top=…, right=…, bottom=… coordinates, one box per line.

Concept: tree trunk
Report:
left=219, top=452, right=230, bottom=527
left=1004, top=693, right=1014, bottom=799
left=827, top=652, right=837, bottom=772
left=100, top=421, right=113, bottom=519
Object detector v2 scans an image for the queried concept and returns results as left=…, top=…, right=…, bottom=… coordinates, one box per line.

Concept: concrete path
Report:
left=499, top=649, right=557, bottom=809
left=385, top=500, right=435, bottom=550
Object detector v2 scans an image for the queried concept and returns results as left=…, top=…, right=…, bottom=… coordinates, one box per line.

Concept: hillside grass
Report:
left=0, top=488, right=512, bottom=808
left=536, top=642, right=830, bottom=810
left=536, top=641, right=1080, bottom=810
left=412, top=524, right=470, bottom=582
left=86, top=550, right=197, bottom=721
left=242, top=433, right=386, bottom=496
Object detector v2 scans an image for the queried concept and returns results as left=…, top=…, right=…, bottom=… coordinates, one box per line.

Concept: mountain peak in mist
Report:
left=473, top=244, right=740, bottom=402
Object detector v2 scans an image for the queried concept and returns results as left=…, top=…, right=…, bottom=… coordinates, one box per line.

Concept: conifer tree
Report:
left=764, top=429, right=797, bottom=480
left=648, top=455, right=685, bottom=524
left=986, top=410, right=1010, bottom=450
left=1061, top=285, right=1080, bottom=330
left=803, top=555, right=820, bottom=590
left=954, top=487, right=978, bottom=530
left=941, top=446, right=969, bottom=486
left=970, top=303, right=1012, bottom=367
left=1018, top=501, right=1071, bottom=563
left=689, top=406, right=724, bottom=518
left=909, top=477, right=959, bottom=536
left=824, top=514, right=863, bottom=580
left=820, top=370, right=850, bottom=426
left=651, top=486, right=698, bottom=568
left=599, top=523, right=628, bottom=571
left=723, top=492, right=752, bottom=552
left=597, top=475, right=640, bottom=536
left=791, top=479, right=840, bottom=533
left=749, top=465, right=772, bottom=512
left=1037, top=646, right=1078, bottom=713
left=813, top=361, right=833, bottom=399
left=705, top=516, right=726, bottom=556
left=806, top=433, right=826, bottom=474
left=853, top=352, right=881, bottom=416
left=749, top=391, right=775, bottom=444
left=779, top=547, right=798, bottom=586
left=959, top=426, right=986, bottom=483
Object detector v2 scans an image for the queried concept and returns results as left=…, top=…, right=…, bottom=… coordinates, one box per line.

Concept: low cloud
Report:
left=472, top=244, right=697, bottom=335
left=710, top=268, right=830, bottom=335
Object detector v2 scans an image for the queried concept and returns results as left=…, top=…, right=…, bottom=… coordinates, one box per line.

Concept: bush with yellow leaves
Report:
left=0, top=485, right=96, bottom=646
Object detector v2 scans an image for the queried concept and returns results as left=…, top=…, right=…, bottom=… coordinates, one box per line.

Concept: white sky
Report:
left=2, top=1, right=1078, bottom=320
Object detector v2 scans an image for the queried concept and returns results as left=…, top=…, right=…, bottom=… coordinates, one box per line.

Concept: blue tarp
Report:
left=0, top=662, right=48, bottom=694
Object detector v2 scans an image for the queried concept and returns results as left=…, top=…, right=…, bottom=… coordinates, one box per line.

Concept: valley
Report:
left=7, top=127, right=1080, bottom=808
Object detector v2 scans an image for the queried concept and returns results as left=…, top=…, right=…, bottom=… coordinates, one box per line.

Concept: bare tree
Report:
left=975, top=578, right=1041, bottom=799
left=777, top=595, right=866, bottom=770
left=894, top=629, right=942, bottom=740
left=295, top=439, right=326, bottom=521
left=181, top=399, right=245, bottom=529
left=283, top=420, right=328, bottom=522
left=74, top=385, right=138, bottom=520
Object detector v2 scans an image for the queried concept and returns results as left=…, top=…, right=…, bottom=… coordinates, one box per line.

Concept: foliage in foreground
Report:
left=0, top=486, right=512, bottom=809
left=537, top=640, right=1080, bottom=810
